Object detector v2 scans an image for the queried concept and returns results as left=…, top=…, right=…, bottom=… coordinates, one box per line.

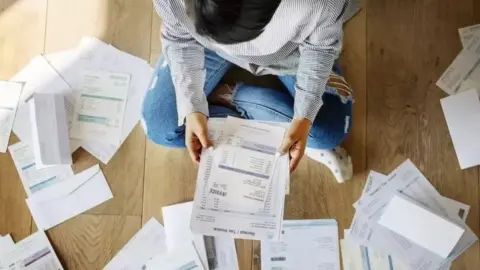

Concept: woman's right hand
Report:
left=185, top=112, right=212, bottom=164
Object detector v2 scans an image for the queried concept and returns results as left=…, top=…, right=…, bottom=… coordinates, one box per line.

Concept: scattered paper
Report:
left=29, top=93, right=72, bottom=168
left=0, top=81, right=23, bottom=153
left=378, top=193, right=465, bottom=258
left=459, top=24, right=480, bottom=47
left=440, top=89, right=480, bottom=169
left=261, top=219, right=340, bottom=270
left=0, top=235, right=16, bottom=270
left=70, top=70, right=130, bottom=145
left=26, top=164, right=113, bottom=230
left=9, top=142, right=74, bottom=196
left=104, top=218, right=167, bottom=270
left=1, top=231, right=63, bottom=270
left=204, top=236, right=239, bottom=270
left=436, top=33, right=480, bottom=95
left=162, top=202, right=209, bottom=270
left=145, top=242, right=204, bottom=270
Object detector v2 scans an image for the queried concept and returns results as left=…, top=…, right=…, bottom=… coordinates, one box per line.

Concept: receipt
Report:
left=0, top=81, right=23, bottom=153
left=208, top=117, right=286, bottom=207
left=70, top=70, right=130, bottom=145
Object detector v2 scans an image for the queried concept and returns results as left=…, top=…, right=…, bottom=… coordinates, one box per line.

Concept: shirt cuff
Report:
left=177, top=101, right=209, bottom=126
left=293, top=90, right=324, bottom=123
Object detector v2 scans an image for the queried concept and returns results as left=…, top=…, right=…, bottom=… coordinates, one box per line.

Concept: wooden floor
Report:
left=0, top=0, right=479, bottom=269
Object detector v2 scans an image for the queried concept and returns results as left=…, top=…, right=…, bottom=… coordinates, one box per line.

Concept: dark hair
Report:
left=193, top=0, right=281, bottom=44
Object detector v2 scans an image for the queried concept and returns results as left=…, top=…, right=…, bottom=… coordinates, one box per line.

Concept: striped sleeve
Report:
left=293, top=0, right=345, bottom=122
left=155, top=0, right=208, bottom=126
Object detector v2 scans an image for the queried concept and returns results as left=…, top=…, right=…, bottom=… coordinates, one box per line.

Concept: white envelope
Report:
left=26, top=164, right=113, bottom=230
left=29, top=93, right=72, bottom=168
left=378, top=193, right=465, bottom=258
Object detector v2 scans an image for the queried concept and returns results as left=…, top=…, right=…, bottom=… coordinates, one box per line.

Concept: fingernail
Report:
left=275, top=152, right=282, bottom=158
left=208, top=146, right=214, bottom=151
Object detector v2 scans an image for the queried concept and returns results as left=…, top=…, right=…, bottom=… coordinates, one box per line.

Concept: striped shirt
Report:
left=153, top=0, right=359, bottom=125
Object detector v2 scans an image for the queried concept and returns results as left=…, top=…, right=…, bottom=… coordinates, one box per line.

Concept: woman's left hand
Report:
left=280, top=118, right=312, bottom=172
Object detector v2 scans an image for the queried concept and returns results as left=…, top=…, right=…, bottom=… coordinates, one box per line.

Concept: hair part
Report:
left=193, top=0, right=281, bottom=44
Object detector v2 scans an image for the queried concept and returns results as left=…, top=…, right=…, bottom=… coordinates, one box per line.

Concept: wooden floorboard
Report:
left=366, top=0, right=480, bottom=269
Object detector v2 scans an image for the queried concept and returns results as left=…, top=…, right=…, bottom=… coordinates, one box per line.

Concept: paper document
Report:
left=436, top=33, right=480, bottom=95
left=440, top=89, right=480, bottom=169
left=26, top=164, right=113, bottom=230
left=9, top=142, right=74, bottom=196
left=104, top=218, right=167, bottom=270
left=11, top=55, right=73, bottom=144
left=349, top=160, right=478, bottom=270
left=191, top=119, right=287, bottom=241
left=70, top=70, right=130, bottom=145
left=0, top=235, right=16, bottom=270
left=0, top=81, right=23, bottom=153
left=459, top=24, right=480, bottom=47
left=378, top=193, right=465, bottom=258
left=261, top=219, right=340, bottom=270
left=162, top=202, right=209, bottom=270
left=145, top=242, right=204, bottom=270
left=204, top=236, right=239, bottom=270
left=208, top=117, right=285, bottom=207
left=1, top=231, right=63, bottom=270
left=29, top=93, right=72, bottom=168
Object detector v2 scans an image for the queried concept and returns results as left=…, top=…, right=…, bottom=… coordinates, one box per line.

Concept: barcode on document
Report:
left=209, top=188, right=227, bottom=197
left=271, top=256, right=286, bottom=261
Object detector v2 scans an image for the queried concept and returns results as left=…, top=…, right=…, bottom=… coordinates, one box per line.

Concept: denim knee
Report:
left=141, top=107, right=186, bottom=148
left=307, top=114, right=351, bottom=149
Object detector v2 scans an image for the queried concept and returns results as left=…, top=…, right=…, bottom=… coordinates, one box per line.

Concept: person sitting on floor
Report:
left=142, top=0, right=359, bottom=182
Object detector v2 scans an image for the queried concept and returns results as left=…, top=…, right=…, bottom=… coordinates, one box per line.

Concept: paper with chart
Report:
left=145, top=242, right=204, bottom=270
left=437, top=32, right=480, bottom=95
left=9, top=142, right=74, bottom=196
left=208, top=117, right=285, bottom=208
left=261, top=219, right=340, bottom=270
left=349, top=160, right=478, bottom=270
left=1, top=231, right=63, bottom=270
left=104, top=218, right=167, bottom=270
left=191, top=119, right=287, bottom=241
left=440, top=89, right=480, bottom=169
left=0, top=81, right=23, bottom=153
left=26, top=165, right=113, bottom=230
left=70, top=70, right=130, bottom=145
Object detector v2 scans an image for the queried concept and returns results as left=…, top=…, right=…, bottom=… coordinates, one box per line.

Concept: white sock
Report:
left=305, top=147, right=353, bottom=183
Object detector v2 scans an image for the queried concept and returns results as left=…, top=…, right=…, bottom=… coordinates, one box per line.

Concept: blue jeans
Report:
left=141, top=50, right=353, bottom=149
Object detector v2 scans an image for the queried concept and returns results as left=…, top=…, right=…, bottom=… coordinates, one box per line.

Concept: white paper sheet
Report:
left=26, top=164, right=113, bottom=230
left=70, top=70, right=130, bottom=145
left=145, top=242, right=205, bottom=270
left=9, top=142, right=74, bottom=196
left=436, top=33, right=480, bottom=95
left=1, top=231, right=63, bottom=270
left=208, top=117, right=286, bottom=207
left=162, top=202, right=209, bottom=270
left=459, top=24, right=480, bottom=47
left=378, top=193, right=465, bottom=258
left=261, top=219, right=340, bottom=270
left=0, top=235, right=16, bottom=270
left=204, top=236, right=239, bottom=270
left=104, top=218, right=167, bottom=270
left=29, top=93, right=72, bottom=168
left=349, top=160, right=478, bottom=270
left=0, top=81, right=23, bottom=153
left=440, top=89, right=480, bottom=169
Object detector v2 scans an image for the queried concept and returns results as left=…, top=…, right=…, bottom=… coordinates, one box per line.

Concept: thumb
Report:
left=280, top=136, right=294, bottom=155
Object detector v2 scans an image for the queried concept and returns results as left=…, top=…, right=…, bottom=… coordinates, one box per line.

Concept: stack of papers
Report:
left=436, top=25, right=480, bottom=169
left=342, top=160, right=478, bottom=270
left=190, top=117, right=289, bottom=241
left=6, top=37, right=153, bottom=164
left=0, top=231, right=63, bottom=270
left=261, top=219, right=341, bottom=270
